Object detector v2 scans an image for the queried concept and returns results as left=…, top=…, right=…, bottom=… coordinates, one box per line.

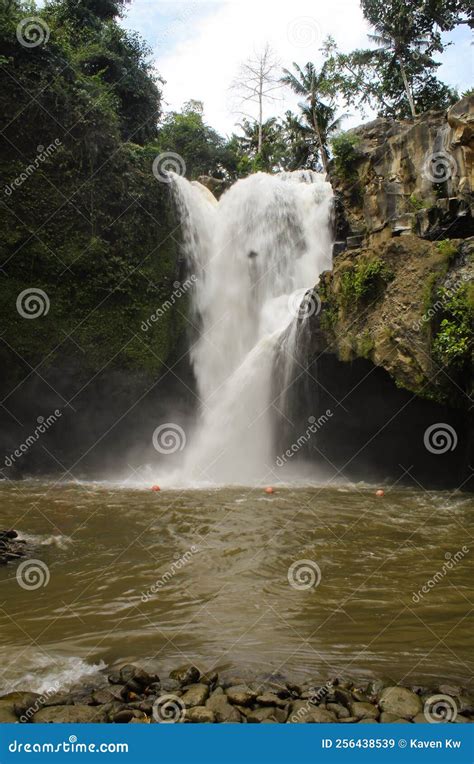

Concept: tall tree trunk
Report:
left=258, top=80, right=263, bottom=153
left=312, top=110, right=329, bottom=175
left=399, top=61, right=416, bottom=118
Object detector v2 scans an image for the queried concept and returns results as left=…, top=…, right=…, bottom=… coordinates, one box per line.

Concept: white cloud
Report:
left=125, top=0, right=371, bottom=135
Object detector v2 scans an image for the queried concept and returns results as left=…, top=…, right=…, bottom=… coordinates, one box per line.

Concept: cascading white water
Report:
left=169, top=170, right=333, bottom=485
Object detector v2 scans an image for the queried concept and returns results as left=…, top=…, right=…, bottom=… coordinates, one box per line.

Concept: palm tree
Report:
left=368, top=26, right=432, bottom=118
left=281, top=63, right=343, bottom=174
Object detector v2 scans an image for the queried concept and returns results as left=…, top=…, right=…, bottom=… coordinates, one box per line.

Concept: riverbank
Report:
left=1, top=664, right=472, bottom=723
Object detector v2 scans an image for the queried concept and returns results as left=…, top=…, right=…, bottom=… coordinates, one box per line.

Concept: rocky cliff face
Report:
left=278, top=97, right=473, bottom=488
left=333, top=95, right=473, bottom=248
left=311, top=96, right=473, bottom=410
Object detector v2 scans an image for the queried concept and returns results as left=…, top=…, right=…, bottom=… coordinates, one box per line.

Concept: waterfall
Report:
left=168, top=170, right=333, bottom=485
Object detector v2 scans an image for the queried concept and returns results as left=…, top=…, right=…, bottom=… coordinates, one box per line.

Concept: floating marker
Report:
left=264, top=487, right=275, bottom=494
left=151, top=485, right=161, bottom=492
left=375, top=489, right=384, bottom=497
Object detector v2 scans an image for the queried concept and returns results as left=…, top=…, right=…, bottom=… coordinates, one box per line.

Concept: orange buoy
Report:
left=151, top=485, right=161, bottom=492
left=375, top=489, right=384, bottom=497
left=264, top=486, right=275, bottom=494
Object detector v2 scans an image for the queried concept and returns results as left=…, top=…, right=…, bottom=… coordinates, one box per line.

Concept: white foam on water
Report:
left=0, top=653, right=106, bottom=695
left=18, top=533, right=73, bottom=549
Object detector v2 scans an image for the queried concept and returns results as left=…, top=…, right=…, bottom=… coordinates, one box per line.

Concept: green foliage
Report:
left=0, top=0, right=183, bottom=387
left=408, top=193, right=429, bottom=211
left=321, top=16, right=459, bottom=121
left=357, top=331, right=375, bottom=359
left=230, top=117, right=288, bottom=174
left=331, top=132, right=360, bottom=179
left=436, top=239, right=458, bottom=261
left=156, top=105, right=236, bottom=180
left=432, top=284, right=473, bottom=369
left=280, top=62, right=344, bottom=173
left=340, top=258, right=394, bottom=307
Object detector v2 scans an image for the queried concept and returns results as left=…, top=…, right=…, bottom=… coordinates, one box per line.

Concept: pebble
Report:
left=1, top=663, right=471, bottom=725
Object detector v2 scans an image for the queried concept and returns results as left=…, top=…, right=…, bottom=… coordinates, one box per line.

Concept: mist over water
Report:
left=166, top=171, right=333, bottom=486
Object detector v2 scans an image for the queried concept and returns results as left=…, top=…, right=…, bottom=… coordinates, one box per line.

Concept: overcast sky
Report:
left=120, top=0, right=472, bottom=137
left=33, top=1, right=471, bottom=134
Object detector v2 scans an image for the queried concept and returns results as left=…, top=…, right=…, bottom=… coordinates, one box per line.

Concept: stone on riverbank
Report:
left=3, top=664, right=472, bottom=724
left=379, top=686, right=422, bottom=719
left=185, top=706, right=216, bottom=723
left=169, top=665, right=200, bottom=685
left=181, top=684, right=209, bottom=708
left=225, top=685, right=258, bottom=707
left=206, top=692, right=241, bottom=722
left=33, top=705, right=108, bottom=723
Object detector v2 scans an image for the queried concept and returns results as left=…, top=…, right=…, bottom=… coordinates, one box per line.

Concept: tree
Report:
left=230, top=44, right=282, bottom=155
left=321, top=35, right=458, bottom=120
left=52, top=0, right=131, bottom=23
left=281, top=62, right=343, bottom=174
left=156, top=103, right=234, bottom=180
left=232, top=117, right=287, bottom=173
left=325, top=1, right=469, bottom=119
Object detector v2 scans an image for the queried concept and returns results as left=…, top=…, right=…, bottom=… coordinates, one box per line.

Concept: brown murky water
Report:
left=0, top=481, right=472, bottom=694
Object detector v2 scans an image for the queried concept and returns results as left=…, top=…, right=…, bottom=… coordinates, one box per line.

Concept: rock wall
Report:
left=332, top=95, right=473, bottom=250
left=310, top=96, right=473, bottom=408
left=281, top=97, right=473, bottom=488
